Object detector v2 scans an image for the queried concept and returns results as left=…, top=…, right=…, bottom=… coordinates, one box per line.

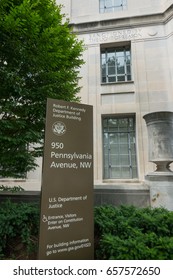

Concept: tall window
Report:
left=103, top=116, right=137, bottom=179
left=101, top=46, right=131, bottom=83
left=100, top=0, right=127, bottom=13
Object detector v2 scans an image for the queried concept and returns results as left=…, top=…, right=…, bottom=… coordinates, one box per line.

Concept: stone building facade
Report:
left=2, top=0, right=173, bottom=208
left=56, top=0, right=173, bottom=207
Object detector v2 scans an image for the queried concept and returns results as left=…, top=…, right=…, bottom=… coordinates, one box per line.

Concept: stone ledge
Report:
left=94, top=185, right=150, bottom=208
left=0, top=191, right=41, bottom=204
left=71, top=4, right=173, bottom=33
left=145, top=173, right=173, bottom=182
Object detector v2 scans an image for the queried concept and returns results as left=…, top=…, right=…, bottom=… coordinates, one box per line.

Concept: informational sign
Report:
left=38, top=99, right=94, bottom=260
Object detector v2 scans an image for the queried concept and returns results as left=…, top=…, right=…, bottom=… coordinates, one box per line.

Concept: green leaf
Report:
left=0, top=0, right=84, bottom=178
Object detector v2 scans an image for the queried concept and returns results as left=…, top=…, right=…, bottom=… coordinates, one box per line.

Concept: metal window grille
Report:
left=101, top=46, right=131, bottom=83
left=103, top=116, right=137, bottom=179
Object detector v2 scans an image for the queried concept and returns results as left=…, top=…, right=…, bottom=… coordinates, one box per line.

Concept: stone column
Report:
left=143, top=111, right=173, bottom=210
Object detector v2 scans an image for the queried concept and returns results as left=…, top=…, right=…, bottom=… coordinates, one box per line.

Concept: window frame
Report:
left=101, top=45, right=131, bottom=84
left=100, top=0, right=127, bottom=14
left=102, top=115, right=138, bottom=179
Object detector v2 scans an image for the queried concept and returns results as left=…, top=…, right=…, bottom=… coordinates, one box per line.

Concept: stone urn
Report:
left=143, top=111, right=173, bottom=173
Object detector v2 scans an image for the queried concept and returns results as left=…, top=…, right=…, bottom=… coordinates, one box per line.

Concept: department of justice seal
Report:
left=52, top=121, right=66, bottom=136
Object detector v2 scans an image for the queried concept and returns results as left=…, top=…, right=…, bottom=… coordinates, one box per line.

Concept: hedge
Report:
left=0, top=201, right=173, bottom=259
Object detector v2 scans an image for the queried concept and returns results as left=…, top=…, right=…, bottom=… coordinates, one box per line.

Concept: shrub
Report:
left=0, top=200, right=39, bottom=259
left=94, top=205, right=173, bottom=260
left=1, top=202, right=173, bottom=259
left=0, top=185, right=24, bottom=192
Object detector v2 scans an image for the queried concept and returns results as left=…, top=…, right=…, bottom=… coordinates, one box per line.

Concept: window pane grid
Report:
left=101, top=47, right=131, bottom=83
left=103, top=117, right=137, bottom=179
left=100, top=0, right=127, bottom=13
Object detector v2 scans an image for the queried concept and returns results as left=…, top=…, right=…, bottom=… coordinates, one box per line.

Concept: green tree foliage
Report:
left=0, top=0, right=84, bottom=177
